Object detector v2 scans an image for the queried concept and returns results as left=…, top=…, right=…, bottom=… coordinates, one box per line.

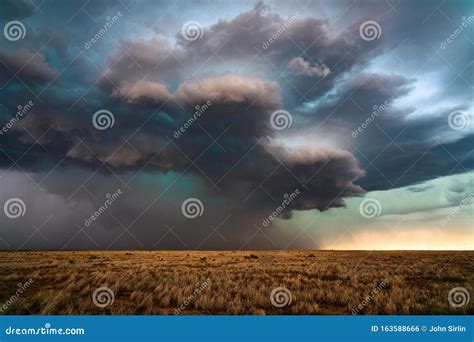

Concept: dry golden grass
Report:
left=0, top=250, right=472, bottom=315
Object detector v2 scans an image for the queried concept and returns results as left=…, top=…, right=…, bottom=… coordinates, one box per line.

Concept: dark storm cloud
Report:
left=0, top=0, right=35, bottom=20
left=0, top=72, right=365, bottom=215
left=0, top=48, right=58, bottom=82
left=101, top=2, right=383, bottom=100
left=287, top=57, right=331, bottom=78
left=0, top=0, right=472, bottom=249
left=245, top=143, right=365, bottom=212
left=305, top=73, right=415, bottom=122
left=100, top=35, right=182, bottom=86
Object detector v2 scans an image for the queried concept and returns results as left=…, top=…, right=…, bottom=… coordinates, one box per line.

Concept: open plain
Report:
left=0, top=250, right=472, bottom=315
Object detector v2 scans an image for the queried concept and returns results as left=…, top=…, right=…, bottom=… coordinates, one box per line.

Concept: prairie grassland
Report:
left=0, top=250, right=472, bottom=315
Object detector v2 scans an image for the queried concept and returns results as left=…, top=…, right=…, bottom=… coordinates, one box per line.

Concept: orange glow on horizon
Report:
left=322, top=228, right=473, bottom=250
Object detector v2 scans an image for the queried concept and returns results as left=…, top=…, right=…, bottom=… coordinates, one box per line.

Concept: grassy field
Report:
left=0, top=250, right=472, bottom=315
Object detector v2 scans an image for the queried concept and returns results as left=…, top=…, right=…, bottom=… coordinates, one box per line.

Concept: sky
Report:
left=0, top=0, right=472, bottom=250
